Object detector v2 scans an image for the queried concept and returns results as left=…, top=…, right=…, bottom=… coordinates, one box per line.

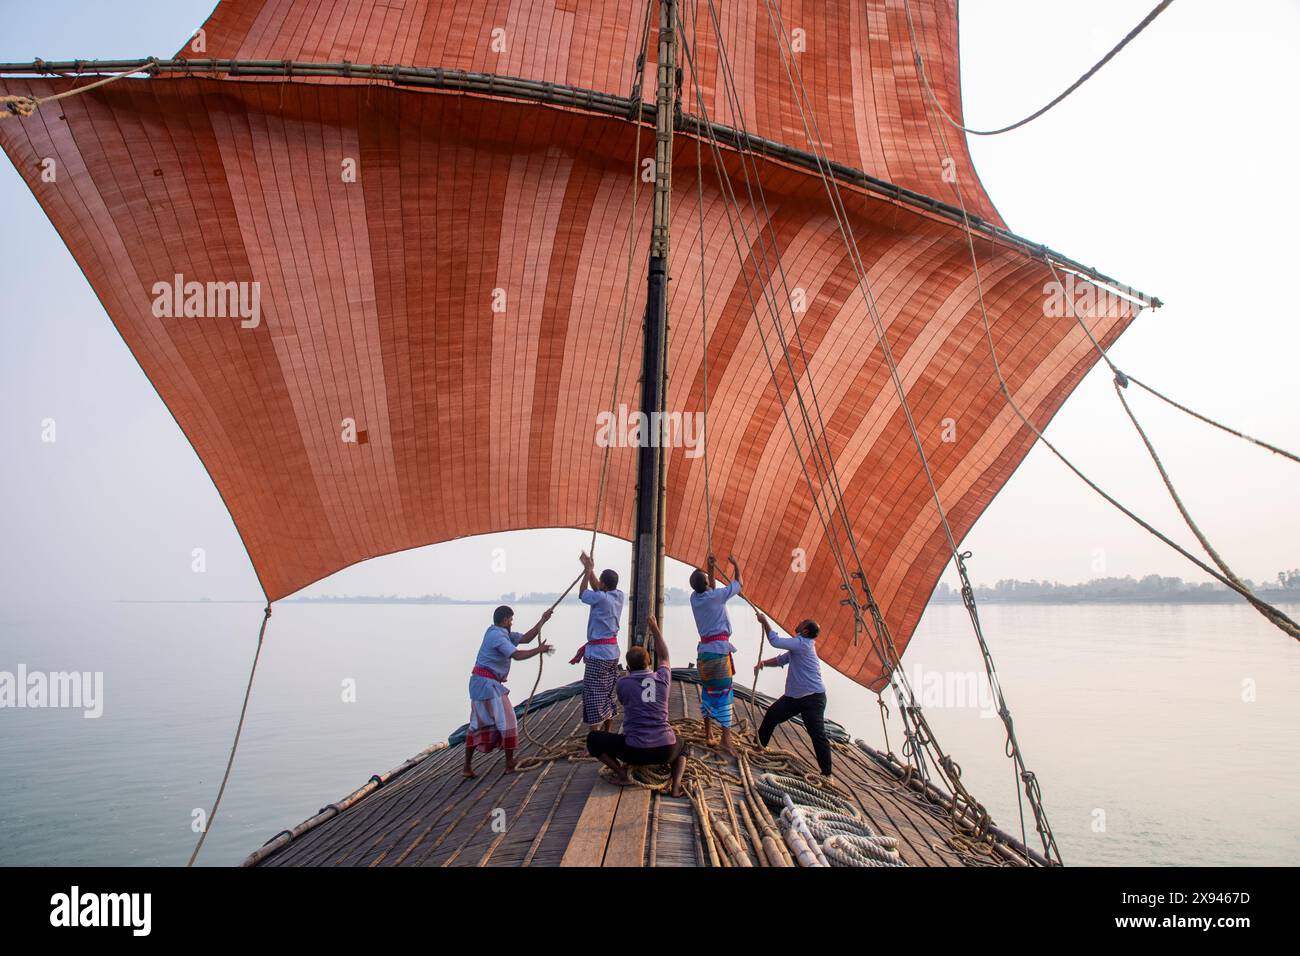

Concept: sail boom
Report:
left=0, top=57, right=1160, bottom=310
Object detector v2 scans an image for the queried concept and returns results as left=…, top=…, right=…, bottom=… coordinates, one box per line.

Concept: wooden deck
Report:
left=247, top=672, right=1037, bottom=867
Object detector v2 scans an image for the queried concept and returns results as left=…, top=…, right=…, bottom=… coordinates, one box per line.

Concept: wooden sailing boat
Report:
left=9, top=0, right=1239, bottom=867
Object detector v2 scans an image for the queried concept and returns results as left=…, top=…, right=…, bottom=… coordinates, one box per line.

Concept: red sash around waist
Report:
left=700, top=633, right=730, bottom=644
left=587, top=636, right=618, bottom=645
left=472, top=665, right=506, bottom=683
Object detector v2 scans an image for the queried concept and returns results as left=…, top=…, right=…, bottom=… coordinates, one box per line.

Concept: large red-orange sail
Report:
left=0, top=1, right=1145, bottom=689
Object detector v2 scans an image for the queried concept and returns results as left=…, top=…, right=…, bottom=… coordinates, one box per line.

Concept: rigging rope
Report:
left=906, top=4, right=1297, bottom=636
left=187, top=604, right=272, bottom=866
left=685, top=0, right=930, bottom=792
left=680, top=3, right=873, bottom=628
left=1125, top=373, right=1300, bottom=464
left=1110, top=374, right=1300, bottom=638
left=519, top=3, right=657, bottom=746
left=905, top=0, right=1177, bottom=137
left=749, top=0, right=1064, bottom=860
left=906, top=38, right=1300, bottom=642
left=1043, top=261, right=1300, bottom=465
left=694, top=10, right=715, bottom=559
left=682, top=0, right=1012, bottom=855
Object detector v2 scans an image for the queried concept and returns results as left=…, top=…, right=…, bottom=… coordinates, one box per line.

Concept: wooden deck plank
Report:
left=602, top=787, right=652, bottom=867
left=531, top=765, right=600, bottom=865
left=559, top=778, right=623, bottom=867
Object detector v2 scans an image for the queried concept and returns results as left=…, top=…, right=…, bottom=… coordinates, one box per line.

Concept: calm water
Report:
left=0, top=598, right=1296, bottom=866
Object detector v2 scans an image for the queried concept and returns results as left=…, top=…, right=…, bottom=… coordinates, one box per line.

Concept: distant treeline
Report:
left=930, top=572, right=1300, bottom=605
left=288, top=573, right=1300, bottom=606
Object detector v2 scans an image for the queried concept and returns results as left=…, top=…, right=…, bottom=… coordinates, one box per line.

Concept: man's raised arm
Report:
left=647, top=615, right=670, bottom=669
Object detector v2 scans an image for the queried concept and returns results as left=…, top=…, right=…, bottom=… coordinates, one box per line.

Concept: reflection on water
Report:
left=0, top=598, right=1296, bottom=866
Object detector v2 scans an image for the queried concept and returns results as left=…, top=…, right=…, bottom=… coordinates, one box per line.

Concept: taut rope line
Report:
left=907, top=23, right=1300, bottom=640
left=519, top=3, right=655, bottom=746
left=905, top=0, right=1177, bottom=137
left=187, top=604, right=272, bottom=866
left=681, top=5, right=1002, bottom=853
left=759, top=0, right=1060, bottom=859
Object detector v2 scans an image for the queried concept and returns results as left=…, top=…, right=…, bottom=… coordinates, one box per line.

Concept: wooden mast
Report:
left=629, top=0, right=677, bottom=652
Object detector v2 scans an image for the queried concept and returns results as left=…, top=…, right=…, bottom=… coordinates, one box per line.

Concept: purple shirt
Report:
left=691, top=579, right=742, bottom=657
left=617, top=666, right=676, bottom=749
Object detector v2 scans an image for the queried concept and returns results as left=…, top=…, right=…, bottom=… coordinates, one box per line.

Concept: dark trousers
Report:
left=758, top=692, right=832, bottom=775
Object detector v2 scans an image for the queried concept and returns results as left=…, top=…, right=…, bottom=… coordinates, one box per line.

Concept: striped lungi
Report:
left=466, top=692, right=518, bottom=753
left=698, top=652, right=735, bottom=727
left=582, top=657, right=619, bottom=725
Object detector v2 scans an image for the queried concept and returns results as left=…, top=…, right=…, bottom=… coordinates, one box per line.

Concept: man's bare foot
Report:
left=669, top=784, right=686, bottom=798
left=462, top=769, right=477, bottom=779
left=704, top=737, right=718, bottom=748
left=720, top=743, right=739, bottom=758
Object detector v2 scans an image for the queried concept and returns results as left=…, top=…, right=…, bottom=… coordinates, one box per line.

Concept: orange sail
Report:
left=0, top=1, right=1148, bottom=689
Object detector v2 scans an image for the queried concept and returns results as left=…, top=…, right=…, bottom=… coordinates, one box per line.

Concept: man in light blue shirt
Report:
left=753, top=611, right=833, bottom=779
left=465, top=604, right=553, bottom=778
left=571, top=551, right=625, bottom=731
left=689, top=553, right=743, bottom=756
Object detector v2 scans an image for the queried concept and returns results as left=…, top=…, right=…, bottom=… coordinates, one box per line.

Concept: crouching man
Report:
left=586, top=616, right=687, bottom=797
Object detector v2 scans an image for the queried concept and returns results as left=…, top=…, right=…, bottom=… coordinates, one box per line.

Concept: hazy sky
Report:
left=1, top=0, right=1296, bottom=605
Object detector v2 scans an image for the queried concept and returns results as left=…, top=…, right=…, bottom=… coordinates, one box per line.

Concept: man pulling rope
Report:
left=570, top=551, right=626, bottom=733
left=464, top=604, right=553, bottom=777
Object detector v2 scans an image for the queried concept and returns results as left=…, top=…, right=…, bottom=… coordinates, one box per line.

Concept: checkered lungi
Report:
left=582, top=657, right=619, bottom=725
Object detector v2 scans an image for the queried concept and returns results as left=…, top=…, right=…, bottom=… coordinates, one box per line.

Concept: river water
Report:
left=0, top=598, right=1296, bottom=866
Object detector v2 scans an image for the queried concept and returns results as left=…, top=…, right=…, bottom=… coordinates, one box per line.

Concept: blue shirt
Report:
left=579, top=587, right=624, bottom=661
left=692, top=579, right=742, bottom=657
left=468, top=625, right=523, bottom=700
left=767, top=629, right=826, bottom=698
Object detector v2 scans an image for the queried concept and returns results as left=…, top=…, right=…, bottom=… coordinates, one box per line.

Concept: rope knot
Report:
left=0, top=95, right=37, bottom=119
